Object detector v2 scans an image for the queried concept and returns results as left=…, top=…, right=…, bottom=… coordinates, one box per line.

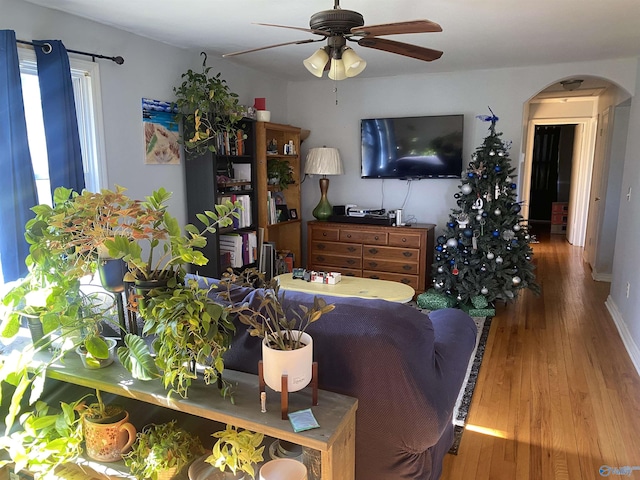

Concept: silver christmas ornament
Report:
left=487, top=252, right=495, bottom=260
left=513, top=224, right=521, bottom=232
left=496, top=256, right=504, bottom=264
left=446, top=238, right=458, bottom=248
left=476, top=214, right=482, bottom=221
left=437, top=266, right=444, bottom=273
left=481, top=287, right=489, bottom=295
left=512, top=276, right=522, bottom=285
left=461, top=184, right=473, bottom=195
left=494, top=208, right=501, bottom=216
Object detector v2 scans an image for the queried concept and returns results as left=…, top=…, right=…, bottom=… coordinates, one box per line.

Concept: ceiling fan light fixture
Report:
left=328, top=57, right=347, bottom=81
left=303, top=47, right=330, bottom=77
left=341, top=47, right=366, bottom=77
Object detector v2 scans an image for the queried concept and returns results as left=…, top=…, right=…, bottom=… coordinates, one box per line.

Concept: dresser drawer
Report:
left=388, top=231, right=423, bottom=248
left=362, top=270, right=419, bottom=290
left=311, top=241, right=362, bottom=256
left=362, top=258, right=418, bottom=275
left=363, top=245, right=420, bottom=263
left=312, top=264, right=362, bottom=277
left=310, top=228, right=339, bottom=241
left=309, top=253, right=362, bottom=269
left=339, top=229, right=388, bottom=245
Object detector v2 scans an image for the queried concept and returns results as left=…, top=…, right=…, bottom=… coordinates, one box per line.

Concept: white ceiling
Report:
left=20, top=0, right=640, bottom=82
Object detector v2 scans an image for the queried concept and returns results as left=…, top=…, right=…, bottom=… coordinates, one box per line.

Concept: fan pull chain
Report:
left=334, top=81, right=339, bottom=105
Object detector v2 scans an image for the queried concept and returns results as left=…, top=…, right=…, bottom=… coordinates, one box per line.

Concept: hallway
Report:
left=441, top=232, right=640, bottom=479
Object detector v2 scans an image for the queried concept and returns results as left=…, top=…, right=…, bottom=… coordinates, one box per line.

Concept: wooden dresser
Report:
left=307, top=221, right=435, bottom=292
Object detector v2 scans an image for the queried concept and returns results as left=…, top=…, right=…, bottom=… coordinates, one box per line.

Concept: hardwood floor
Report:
left=441, top=230, right=640, bottom=479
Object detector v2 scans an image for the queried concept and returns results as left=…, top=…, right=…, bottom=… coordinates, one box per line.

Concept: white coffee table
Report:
left=275, top=273, right=415, bottom=303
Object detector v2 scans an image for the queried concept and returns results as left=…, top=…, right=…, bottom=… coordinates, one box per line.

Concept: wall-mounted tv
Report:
left=361, top=114, right=464, bottom=179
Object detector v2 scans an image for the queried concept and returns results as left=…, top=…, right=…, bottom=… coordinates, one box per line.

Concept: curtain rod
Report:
left=16, top=39, right=124, bottom=65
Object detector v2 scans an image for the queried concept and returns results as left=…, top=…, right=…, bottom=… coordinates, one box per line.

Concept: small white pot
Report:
left=262, top=331, right=313, bottom=393
left=259, top=458, right=307, bottom=480
left=256, top=110, right=271, bottom=122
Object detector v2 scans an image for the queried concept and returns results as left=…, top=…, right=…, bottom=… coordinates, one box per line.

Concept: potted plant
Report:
left=230, top=280, right=335, bottom=393
left=78, top=389, right=137, bottom=463
left=201, top=424, right=265, bottom=480
left=117, top=277, right=236, bottom=399
left=266, top=157, right=294, bottom=190
left=173, top=52, right=243, bottom=157
left=124, top=420, right=205, bottom=480
left=0, top=398, right=84, bottom=477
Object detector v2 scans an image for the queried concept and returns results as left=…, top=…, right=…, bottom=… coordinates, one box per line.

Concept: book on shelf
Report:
left=219, top=194, right=252, bottom=228
left=219, top=231, right=257, bottom=269
left=216, top=128, right=246, bottom=156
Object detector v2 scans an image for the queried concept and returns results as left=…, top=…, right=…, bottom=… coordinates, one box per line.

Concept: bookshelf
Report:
left=185, top=118, right=258, bottom=278
left=256, top=122, right=302, bottom=271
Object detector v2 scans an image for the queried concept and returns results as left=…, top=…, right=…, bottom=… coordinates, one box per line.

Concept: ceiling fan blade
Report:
left=223, top=38, right=321, bottom=57
left=357, top=37, right=443, bottom=62
left=253, top=22, right=328, bottom=36
left=351, top=20, right=442, bottom=37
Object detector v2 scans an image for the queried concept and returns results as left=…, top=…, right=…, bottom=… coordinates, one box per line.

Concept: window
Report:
left=0, top=49, right=106, bottom=286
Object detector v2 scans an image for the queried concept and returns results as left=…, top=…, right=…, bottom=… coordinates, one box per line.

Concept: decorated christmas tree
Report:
left=430, top=111, right=539, bottom=308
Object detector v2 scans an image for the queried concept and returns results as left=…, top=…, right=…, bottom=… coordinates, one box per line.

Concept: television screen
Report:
left=361, top=115, right=464, bottom=179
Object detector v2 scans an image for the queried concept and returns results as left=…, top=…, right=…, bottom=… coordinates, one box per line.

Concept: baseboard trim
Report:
left=605, top=295, right=640, bottom=378
left=592, top=270, right=612, bottom=282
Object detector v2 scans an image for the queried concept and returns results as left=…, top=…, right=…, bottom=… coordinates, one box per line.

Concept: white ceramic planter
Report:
left=259, top=458, right=307, bottom=480
left=262, top=331, right=313, bottom=393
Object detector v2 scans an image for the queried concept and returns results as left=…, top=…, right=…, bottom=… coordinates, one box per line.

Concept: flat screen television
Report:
left=361, top=114, right=464, bottom=179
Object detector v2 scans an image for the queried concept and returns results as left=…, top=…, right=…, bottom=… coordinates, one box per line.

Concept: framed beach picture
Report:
left=142, top=98, right=180, bottom=164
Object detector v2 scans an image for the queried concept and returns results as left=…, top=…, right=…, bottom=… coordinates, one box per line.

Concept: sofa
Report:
left=214, top=280, right=478, bottom=480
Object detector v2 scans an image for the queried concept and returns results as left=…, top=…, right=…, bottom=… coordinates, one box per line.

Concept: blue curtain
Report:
left=34, top=39, right=85, bottom=194
left=0, top=30, right=39, bottom=282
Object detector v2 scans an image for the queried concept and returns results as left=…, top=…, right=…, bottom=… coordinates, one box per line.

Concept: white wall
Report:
left=2, top=0, right=289, bottom=227
left=287, top=59, right=637, bottom=232
left=608, top=58, right=640, bottom=374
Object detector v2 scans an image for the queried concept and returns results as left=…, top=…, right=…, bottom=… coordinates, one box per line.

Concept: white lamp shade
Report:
left=305, top=147, right=344, bottom=175
left=303, top=48, right=329, bottom=77
left=328, top=58, right=347, bottom=81
left=342, top=48, right=367, bottom=77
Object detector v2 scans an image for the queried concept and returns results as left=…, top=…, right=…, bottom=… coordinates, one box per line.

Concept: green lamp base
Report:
left=312, top=177, right=333, bottom=221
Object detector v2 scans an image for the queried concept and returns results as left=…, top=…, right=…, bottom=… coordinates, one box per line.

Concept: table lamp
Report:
left=304, top=147, right=343, bottom=221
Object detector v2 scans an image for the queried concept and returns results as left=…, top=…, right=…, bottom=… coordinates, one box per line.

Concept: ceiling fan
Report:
left=223, top=0, right=443, bottom=80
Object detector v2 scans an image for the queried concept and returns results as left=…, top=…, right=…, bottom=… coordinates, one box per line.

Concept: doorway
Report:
left=528, top=124, right=576, bottom=228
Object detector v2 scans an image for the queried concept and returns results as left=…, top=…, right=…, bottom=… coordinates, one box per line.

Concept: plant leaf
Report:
left=117, top=334, right=160, bottom=380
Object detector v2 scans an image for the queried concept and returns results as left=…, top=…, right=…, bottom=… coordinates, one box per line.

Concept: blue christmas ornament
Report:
left=450, top=259, right=456, bottom=265
left=463, top=228, right=473, bottom=238
left=495, top=165, right=502, bottom=172
left=492, top=230, right=500, bottom=238
left=468, top=172, right=475, bottom=179
left=448, top=222, right=456, bottom=229
left=511, top=183, right=517, bottom=189
left=512, top=203, right=522, bottom=213
left=436, top=245, right=443, bottom=252
left=437, top=235, right=446, bottom=245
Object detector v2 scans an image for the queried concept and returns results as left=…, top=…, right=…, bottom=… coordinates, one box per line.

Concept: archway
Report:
left=520, top=76, right=631, bottom=278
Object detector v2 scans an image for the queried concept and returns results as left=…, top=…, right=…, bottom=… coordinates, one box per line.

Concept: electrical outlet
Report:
left=626, top=282, right=631, bottom=299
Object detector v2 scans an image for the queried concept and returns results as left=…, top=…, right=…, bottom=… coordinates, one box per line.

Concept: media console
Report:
left=307, top=221, right=435, bottom=292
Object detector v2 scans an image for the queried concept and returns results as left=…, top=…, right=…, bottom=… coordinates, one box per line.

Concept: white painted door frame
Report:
left=520, top=117, right=598, bottom=246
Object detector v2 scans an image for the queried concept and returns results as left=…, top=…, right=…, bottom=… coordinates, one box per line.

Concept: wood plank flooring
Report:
left=441, top=231, right=640, bottom=479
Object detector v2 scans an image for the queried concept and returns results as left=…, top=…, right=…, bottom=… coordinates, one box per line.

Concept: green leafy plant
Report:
left=173, top=52, right=242, bottom=157
left=266, top=157, right=294, bottom=190
left=230, top=274, right=335, bottom=351
left=117, top=277, right=236, bottom=399
left=124, top=420, right=205, bottom=480
left=0, top=398, right=84, bottom=477
left=104, top=187, right=240, bottom=283
left=206, top=425, right=265, bottom=479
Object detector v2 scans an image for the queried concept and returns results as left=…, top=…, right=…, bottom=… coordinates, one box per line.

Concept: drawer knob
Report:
left=403, top=251, right=413, bottom=258
left=317, top=256, right=325, bottom=262
left=317, top=244, right=326, bottom=250
left=402, top=265, right=412, bottom=271
left=370, top=275, right=380, bottom=280
left=369, top=262, right=378, bottom=268
left=322, top=232, right=328, bottom=237
left=346, top=234, right=352, bottom=238
left=401, top=278, right=411, bottom=285
left=369, top=248, right=378, bottom=254
left=402, top=238, right=407, bottom=242
left=347, top=246, right=357, bottom=252
left=347, top=259, right=356, bottom=265
left=374, top=235, right=379, bottom=240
